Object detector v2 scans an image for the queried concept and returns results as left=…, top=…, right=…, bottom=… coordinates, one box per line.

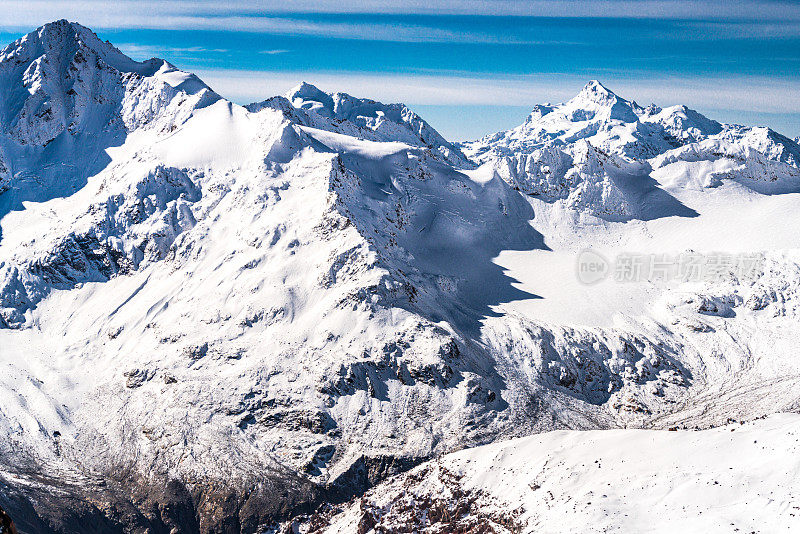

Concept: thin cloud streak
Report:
left=3, top=2, right=798, bottom=44
left=117, top=44, right=229, bottom=59
left=3, top=0, right=799, bottom=21
left=0, top=11, right=560, bottom=44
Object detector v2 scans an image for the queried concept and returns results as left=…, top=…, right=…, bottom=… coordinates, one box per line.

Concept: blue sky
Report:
left=1, top=1, right=798, bottom=139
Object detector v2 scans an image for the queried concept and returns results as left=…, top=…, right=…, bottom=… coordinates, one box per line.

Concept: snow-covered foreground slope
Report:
left=316, top=414, right=800, bottom=533
left=0, top=20, right=799, bottom=534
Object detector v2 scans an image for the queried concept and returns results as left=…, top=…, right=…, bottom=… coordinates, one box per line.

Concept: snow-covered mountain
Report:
left=246, top=82, right=473, bottom=168
left=463, top=80, right=799, bottom=166
left=462, top=80, right=800, bottom=220
left=1, top=21, right=799, bottom=534
left=0, top=19, right=218, bottom=203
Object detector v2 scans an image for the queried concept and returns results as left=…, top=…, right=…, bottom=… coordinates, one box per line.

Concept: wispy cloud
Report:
left=1, top=1, right=798, bottom=46
left=117, top=43, right=229, bottom=59
left=0, top=10, right=549, bottom=43
left=2, top=0, right=799, bottom=36
left=670, top=20, right=800, bottom=40
left=3, top=0, right=799, bottom=21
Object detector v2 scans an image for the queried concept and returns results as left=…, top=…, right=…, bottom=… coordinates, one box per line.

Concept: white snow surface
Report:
left=1, top=21, right=800, bottom=529
left=320, top=413, right=800, bottom=533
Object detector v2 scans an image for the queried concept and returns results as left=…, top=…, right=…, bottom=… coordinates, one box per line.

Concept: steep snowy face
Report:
left=717, top=126, right=800, bottom=168
left=652, top=137, right=800, bottom=194
left=0, top=162, right=203, bottom=327
left=0, top=153, right=8, bottom=194
left=248, top=82, right=473, bottom=168
left=0, top=21, right=224, bottom=327
left=482, top=140, right=699, bottom=222
left=0, top=20, right=219, bottom=224
left=642, top=104, right=723, bottom=143
left=0, top=19, right=218, bottom=144
left=463, top=80, right=800, bottom=219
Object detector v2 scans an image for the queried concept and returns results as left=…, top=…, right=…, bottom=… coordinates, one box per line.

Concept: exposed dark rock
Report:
left=0, top=468, right=326, bottom=534
left=0, top=504, right=18, bottom=534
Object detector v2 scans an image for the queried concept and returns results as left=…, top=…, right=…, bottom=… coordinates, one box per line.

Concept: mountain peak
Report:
left=28, top=19, right=113, bottom=57
left=560, top=80, right=639, bottom=123
left=288, top=81, right=325, bottom=99
left=2, top=19, right=157, bottom=77
left=574, top=80, right=619, bottom=105
left=37, top=18, right=82, bottom=33
left=286, top=81, right=335, bottom=117
left=281, top=81, right=472, bottom=166
left=583, top=79, right=612, bottom=92
left=0, top=19, right=218, bottom=147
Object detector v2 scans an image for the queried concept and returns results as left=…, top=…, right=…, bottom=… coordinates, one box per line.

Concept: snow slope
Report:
left=316, top=413, right=800, bottom=533
left=0, top=22, right=799, bottom=533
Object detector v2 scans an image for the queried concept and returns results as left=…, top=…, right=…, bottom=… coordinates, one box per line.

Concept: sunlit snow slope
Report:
left=319, top=414, right=800, bottom=533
